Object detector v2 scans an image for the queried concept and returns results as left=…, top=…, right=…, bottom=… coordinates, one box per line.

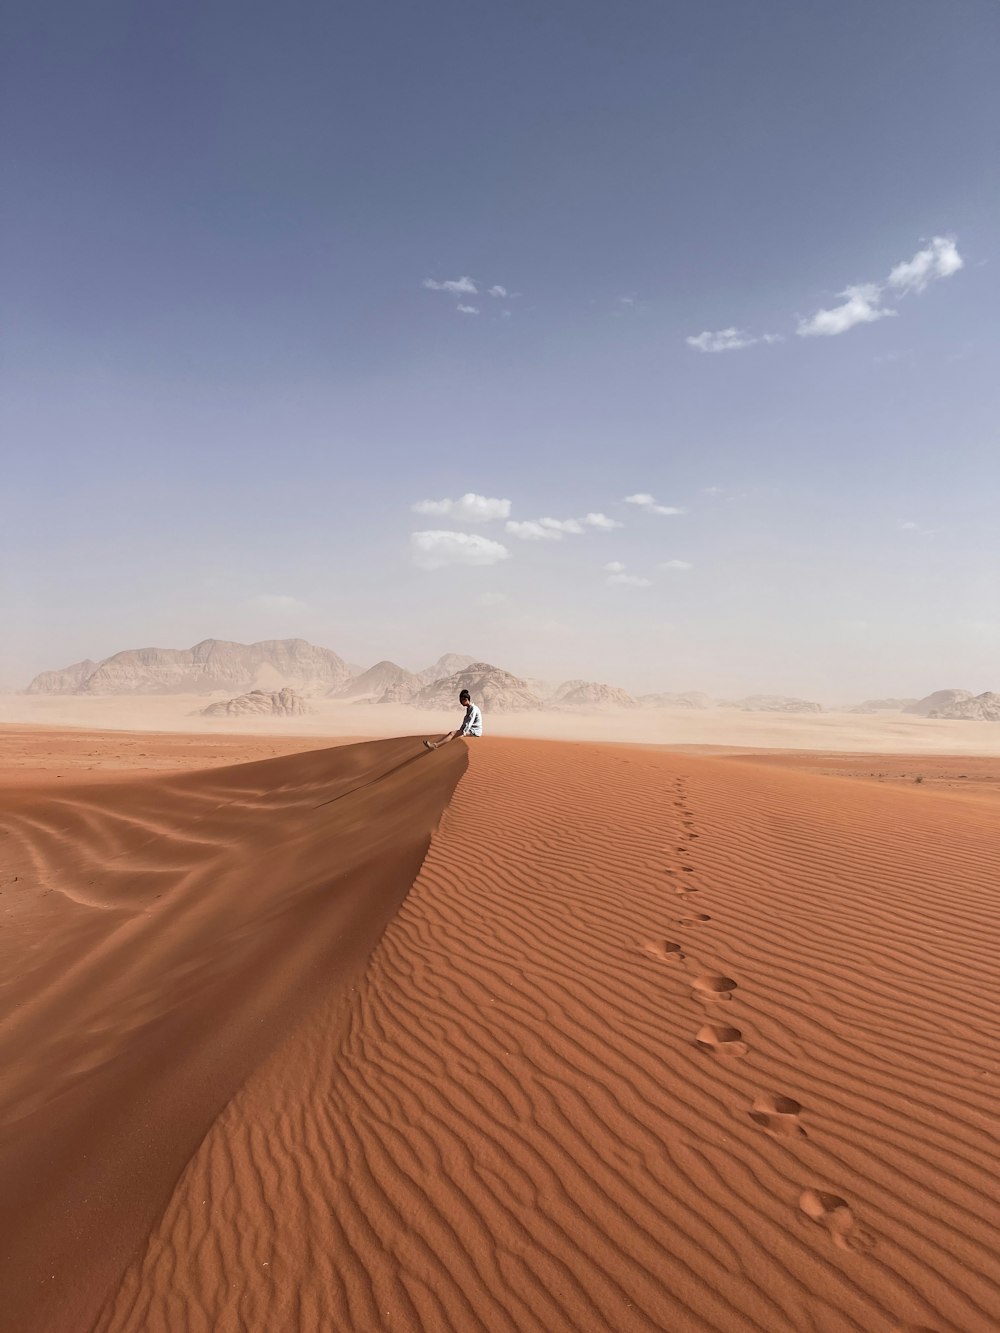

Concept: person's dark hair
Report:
left=459, top=689, right=471, bottom=703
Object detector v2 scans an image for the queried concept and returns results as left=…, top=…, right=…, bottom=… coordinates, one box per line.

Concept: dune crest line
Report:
left=0, top=736, right=466, bottom=1333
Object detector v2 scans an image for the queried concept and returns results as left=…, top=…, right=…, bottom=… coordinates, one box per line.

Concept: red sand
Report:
left=2, top=731, right=999, bottom=1332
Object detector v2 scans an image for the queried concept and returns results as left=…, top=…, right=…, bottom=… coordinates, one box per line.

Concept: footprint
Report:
left=692, top=974, right=737, bottom=1002
left=642, top=939, right=685, bottom=962
left=798, top=1189, right=875, bottom=1253
left=695, top=1024, right=748, bottom=1057
left=749, top=1093, right=806, bottom=1138
left=678, top=912, right=711, bottom=924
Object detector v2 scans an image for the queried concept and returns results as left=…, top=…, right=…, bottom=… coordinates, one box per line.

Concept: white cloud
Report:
left=798, top=238, right=963, bottom=338
left=505, top=520, right=563, bottom=541
left=624, top=493, right=685, bottom=515
left=488, top=285, right=508, bottom=297
left=583, top=512, right=623, bottom=529
left=478, top=590, right=508, bottom=606
left=539, top=516, right=584, bottom=534
left=412, top=493, right=511, bottom=523
left=604, top=561, right=627, bottom=573
left=686, top=327, right=781, bottom=353
left=606, top=572, right=652, bottom=587
left=887, top=236, right=963, bottom=295
left=899, top=519, right=933, bottom=535
left=619, top=296, right=636, bottom=306
left=410, top=530, right=510, bottom=570
left=422, top=276, right=477, bottom=295
left=249, top=593, right=310, bottom=613
left=703, top=486, right=724, bottom=496
left=456, top=304, right=479, bottom=315
left=659, top=559, right=693, bottom=570
left=797, top=283, right=894, bottom=337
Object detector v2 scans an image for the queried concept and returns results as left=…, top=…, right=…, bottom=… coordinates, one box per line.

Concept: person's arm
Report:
left=455, top=705, right=472, bottom=736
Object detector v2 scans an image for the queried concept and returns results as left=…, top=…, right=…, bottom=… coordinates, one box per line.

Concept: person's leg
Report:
left=424, top=730, right=456, bottom=750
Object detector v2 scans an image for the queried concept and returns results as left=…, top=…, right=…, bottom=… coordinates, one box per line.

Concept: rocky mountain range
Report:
left=22, top=640, right=999, bottom=720
left=27, top=639, right=351, bottom=697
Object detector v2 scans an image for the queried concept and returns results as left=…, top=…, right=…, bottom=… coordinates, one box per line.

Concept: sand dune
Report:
left=3, top=733, right=999, bottom=1331
left=0, top=738, right=466, bottom=1332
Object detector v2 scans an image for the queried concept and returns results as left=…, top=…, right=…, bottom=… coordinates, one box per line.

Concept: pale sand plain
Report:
left=5, top=690, right=1000, bottom=754
left=1, top=717, right=999, bottom=1332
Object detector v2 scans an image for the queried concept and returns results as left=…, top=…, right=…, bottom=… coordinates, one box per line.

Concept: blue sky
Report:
left=3, top=0, right=999, bottom=699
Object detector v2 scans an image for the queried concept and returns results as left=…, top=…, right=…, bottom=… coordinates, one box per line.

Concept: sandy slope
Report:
left=0, top=738, right=466, bottom=1332
left=68, top=738, right=999, bottom=1332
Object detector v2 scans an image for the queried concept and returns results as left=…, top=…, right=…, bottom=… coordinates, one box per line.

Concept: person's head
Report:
left=459, top=689, right=471, bottom=707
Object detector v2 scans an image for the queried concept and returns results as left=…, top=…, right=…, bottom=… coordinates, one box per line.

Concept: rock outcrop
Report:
left=408, top=663, right=543, bottom=713
left=638, top=691, right=713, bottom=709
left=24, top=659, right=98, bottom=695
left=336, top=661, right=420, bottom=702
left=719, top=695, right=824, bottom=714
left=201, top=688, right=310, bottom=718
left=904, top=689, right=973, bottom=717
left=553, top=680, right=638, bottom=710
left=417, top=654, right=479, bottom=684
left=928, top=691, right=1000, bottom=721
left=26, top=639, right=350, bottom=696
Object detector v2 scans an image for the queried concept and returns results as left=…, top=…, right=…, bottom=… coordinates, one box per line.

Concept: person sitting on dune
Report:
left=424, top=688, right=483, bottom=750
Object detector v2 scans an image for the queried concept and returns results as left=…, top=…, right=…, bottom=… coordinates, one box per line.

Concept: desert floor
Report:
left=1, top=724, right=998, bottom=1332
left=7, top=690, right=1000, bottom=754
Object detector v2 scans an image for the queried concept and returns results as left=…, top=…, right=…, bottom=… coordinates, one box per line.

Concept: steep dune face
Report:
left=94, top=740, right=1000, bottom=1333
left=0, top=738, right=465, bottom=1333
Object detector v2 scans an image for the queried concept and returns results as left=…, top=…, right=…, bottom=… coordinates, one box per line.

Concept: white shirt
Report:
left=457, top=702, right=483, bottom=736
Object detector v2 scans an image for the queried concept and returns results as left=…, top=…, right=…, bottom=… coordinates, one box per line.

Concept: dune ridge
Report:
left=0, top=737, right=467, bottom=1333
left=91, top=739, right=999, bottom=1332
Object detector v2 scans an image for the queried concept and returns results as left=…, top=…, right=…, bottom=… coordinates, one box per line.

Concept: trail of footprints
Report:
left=643, top=776, right=887, bottom=1268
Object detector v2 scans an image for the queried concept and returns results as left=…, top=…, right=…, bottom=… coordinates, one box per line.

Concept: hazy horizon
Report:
left=12, top=631, right=991, bottom=709
left=4, top=2, right=999, bottom=702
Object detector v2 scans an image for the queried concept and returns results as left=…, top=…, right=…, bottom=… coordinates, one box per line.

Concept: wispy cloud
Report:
left=798, top=236, right=963, bottom=337
left=412, top=493, right=511, bottom=523
left=410, top=530, right=510, bottom=569
left=478, top=590, right=508, bottom=606
left=422, top=276, right=477, bottom=295
left=507, top=511, right=620, bottom=540
left=505, top=520, right=563, bottom=541
left=456, top=304, right=479, bottom=315
left=604, top=561, right=627, bottom=573
left=688, top=236, right=964, bottom=349
left=249, top=593, right=311, bottom=613
left=624, top=493, right=686, bottom=515
left=887, top=236, right=963, bottom=294
left=488, top=285, right=508, bottom=298
left=659, top=559, right=693, bottom=570
left=797, top=283, right=894, bottom=337
left=539, top=517, right=584, bottom=534
left=686, top=328, right=783, bottom=353
left=606, top=572, right=652, bottom=587
left=899, top=519, right=934, bottom=536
